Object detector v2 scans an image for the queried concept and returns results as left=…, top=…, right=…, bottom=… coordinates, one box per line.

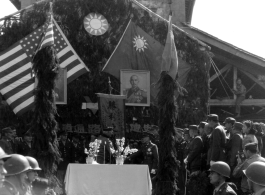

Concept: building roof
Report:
left=182, top=23, right=265, bottom=72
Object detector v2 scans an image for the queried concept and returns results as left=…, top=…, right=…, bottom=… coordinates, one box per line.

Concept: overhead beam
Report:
left=210, top=64, right=231, bottom=82
left=209, top=99, right=265, bottom=106
left=241, top=70, right=265, bottom=91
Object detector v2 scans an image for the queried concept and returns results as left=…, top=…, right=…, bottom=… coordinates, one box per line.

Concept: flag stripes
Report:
left=0, top=18, right=89, bottom=115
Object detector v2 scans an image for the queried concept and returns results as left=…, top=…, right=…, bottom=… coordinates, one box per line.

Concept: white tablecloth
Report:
left=64, top=164, right=152, bottom=195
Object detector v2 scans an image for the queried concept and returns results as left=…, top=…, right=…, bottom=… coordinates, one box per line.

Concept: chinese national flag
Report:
left=102, top=20, right=191, bottom=100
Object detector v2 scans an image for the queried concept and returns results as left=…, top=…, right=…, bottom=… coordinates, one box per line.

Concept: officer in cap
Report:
left=244, top=161, right=265, bottom=195
left=209, top=161, right=237, bottom=195
left=129, top=132, right=159, bottom=174
left=17, top=131, right=33, bottom=156
left=207, top=114, right=227, bottom=166
left=233, top=142, right=265, bottom=194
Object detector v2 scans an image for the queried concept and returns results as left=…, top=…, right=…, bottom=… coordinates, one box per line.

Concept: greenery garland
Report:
left=0, top=0, right=210, bottom=131
left=155, top=72, right=179, bottom=195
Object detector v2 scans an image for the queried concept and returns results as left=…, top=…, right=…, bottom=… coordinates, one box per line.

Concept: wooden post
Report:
left=233, top=66, right=237, bottom=99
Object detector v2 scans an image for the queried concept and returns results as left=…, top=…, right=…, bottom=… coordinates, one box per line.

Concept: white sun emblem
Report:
left=133, top=35, right=148, bottom=52
left=84, top=13, right=109, bottom=36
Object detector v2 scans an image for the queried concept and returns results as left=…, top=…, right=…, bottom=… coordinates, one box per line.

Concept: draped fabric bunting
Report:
left=97, top=93, right=126, bottom=138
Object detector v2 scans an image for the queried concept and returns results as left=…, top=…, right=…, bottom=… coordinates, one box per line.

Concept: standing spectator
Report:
left=253, top=122, right=263, bottom=154
left=17, top=132, right=33, bottom=156
left=243, top=162, right=265, bottom=195
left=224, top=117, right=236, bottom=140
left=57, top=131, right=72, bottom=183
left=233, top=143, right=265, bottom=194
left=209, top=161, right=237, bottom=195
left=0, top=127, right=15, bottom=154
left=97, top=127, right=114, bottom=164
left=232, top=78, right=246, bottom=117
left=242, top=120, right=258, bottom=148
left=184, top=125, right=203, bottom=173
left=207, top=114, right=227, bottom=166
left=70, top=134, right=83, bottom=163
left=226, top=122, right=243, bottom=170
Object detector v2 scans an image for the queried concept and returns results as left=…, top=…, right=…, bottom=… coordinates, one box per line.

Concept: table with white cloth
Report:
left=64, top=164, right=152, bottom=195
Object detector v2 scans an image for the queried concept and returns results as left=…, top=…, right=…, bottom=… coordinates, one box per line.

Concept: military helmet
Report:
left=4, top=154, right=31, bottom=176
left=209, top=161, right=230, bottom=178
left=0, top=147, right=11, bottom=161
left=243, top=161, right=265, bottom=186
left=25, top=156, right=41, bottom=171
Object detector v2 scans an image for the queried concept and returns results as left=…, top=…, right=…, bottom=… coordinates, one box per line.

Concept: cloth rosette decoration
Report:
left=84, top=139, right=101, bottom=164
left=110, top=137, right=138, bottom=165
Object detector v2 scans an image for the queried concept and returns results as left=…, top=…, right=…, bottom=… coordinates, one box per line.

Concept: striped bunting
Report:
left=0, top=19, right=89, bottom=115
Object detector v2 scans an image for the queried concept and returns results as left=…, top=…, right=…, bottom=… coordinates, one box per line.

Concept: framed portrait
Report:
left=55, top=68, right=67, bottom=104
left=120, top=70, right=150, bottom=106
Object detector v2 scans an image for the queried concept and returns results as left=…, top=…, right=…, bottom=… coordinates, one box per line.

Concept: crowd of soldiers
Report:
left=1, top=113, right=265, bottom=195
left=175, top=114, right=265, bottom=195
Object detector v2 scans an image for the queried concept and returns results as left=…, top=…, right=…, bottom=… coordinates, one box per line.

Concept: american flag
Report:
left=0, top=19, right=89, bottom=115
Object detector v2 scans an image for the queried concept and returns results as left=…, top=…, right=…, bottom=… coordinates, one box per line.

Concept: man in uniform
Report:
left=207, top=114, right=227, bottom=166
left=184, top=125, right=203, bottom=174
left=244, top=161, right=265, bottom=195
left=97, top=127, right=114, bottom=164
left=123, top=75, right=147, bottom=104
left=209, top=161, right=237, bottom=195
left=233, top=142, right=265, bottom=194
left=129, top=132, right=159, bottom=174
left=70, top=134, right=83, bottom=163
left=17, top=131, right=33, bottom=156
left=57, top=131, right=72, bottom=183
left=0, top=127, right=16, bottom=154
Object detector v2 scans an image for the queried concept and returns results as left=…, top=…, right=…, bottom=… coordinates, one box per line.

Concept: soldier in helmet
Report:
left=244, top=161, right=265, bottom=195
left=0, top=147, right=11, bottom=192
left=4, top=154, right=32, bottom=195
left=26, top=156, right=56, bottom=195
left=209, top=161, right=237, bottom=195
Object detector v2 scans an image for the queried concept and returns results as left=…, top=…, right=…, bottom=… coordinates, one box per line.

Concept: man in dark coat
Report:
left=129, top=132, right=159, bottom=174
left=207, top=114, right=227, bottom=166
left=70, top=134, right=83, bottom=163
left=184, top=125, right=203, bottom=173
left=17, top=132, right=33, bottom=156
left=57, top=131, right=72, bottom=183
left=0, top=127, right=15, bottom=154
left=224, top=117, right=236, bottom=141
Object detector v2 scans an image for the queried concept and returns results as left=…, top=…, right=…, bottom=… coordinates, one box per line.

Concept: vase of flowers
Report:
left=110, top=137, right=138, bottom=165
left=84, top=139, right=101, bottom=164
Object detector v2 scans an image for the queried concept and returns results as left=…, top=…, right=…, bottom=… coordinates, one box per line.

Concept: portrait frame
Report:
left=55, top=68, right=67, bottom=104
left=120, top=69, right=150, bottom=106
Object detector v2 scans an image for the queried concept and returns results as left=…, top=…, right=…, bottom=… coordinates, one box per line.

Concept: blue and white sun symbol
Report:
left=84, top=13, right=109, bottom=36
left=133, top=35, right=148, bottom=52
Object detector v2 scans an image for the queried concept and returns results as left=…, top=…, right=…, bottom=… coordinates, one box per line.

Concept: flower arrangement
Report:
left=110, top=137, right=138, bottom=158
left=84, top=139, right=101, bottom=157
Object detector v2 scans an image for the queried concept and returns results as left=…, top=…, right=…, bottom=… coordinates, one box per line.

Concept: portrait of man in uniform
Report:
left=120, top=70, right=150, bottom=106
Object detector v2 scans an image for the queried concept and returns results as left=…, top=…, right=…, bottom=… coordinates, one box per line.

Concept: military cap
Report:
left=207, top=114, right=219, bottom=122
left=224, top=117, right=236, bottom=124
left=183, top=128, right=189, bottom=135
left=198, top=121, right=207, bottom=129
left=103, top=126, right=113, bottom=131
left=245, top=142, right=258, bottom=152
left=174, top=127, right=184, bottom=132
left=189, top=125, right=198, bottom=131
left=58, top=131, right=68, bottom=137
left=2, top=127, right=13, bottom=134
left=233, top=122, right=243, bottom=130
left=142, top=131, right=154, bottom=138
